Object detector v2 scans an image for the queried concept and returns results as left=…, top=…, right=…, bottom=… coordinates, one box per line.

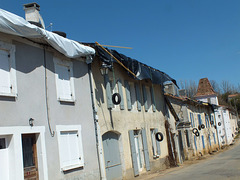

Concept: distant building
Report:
left=195, top=78, right=238, bottom=147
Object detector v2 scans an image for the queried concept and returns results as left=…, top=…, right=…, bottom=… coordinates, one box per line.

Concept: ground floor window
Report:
left=56, top=125, right=84, bottom=171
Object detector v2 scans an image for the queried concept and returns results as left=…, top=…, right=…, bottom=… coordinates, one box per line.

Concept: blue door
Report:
left=102, top=131, right=122, bottom=180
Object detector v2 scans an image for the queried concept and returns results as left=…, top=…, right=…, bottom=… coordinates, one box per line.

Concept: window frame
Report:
left=0, top=41, right=17, bottom=97
left=53, top=57, right=75, bottom=102
left=56, top=125, right=84, bottom=171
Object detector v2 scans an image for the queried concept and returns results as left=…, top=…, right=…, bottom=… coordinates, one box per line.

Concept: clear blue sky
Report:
left=1, top=0, right=240, bottom=87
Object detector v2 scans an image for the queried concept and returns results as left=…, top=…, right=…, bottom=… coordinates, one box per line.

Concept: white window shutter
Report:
left=55, top=64, right=72, bottom=100
left=0, top=50, right=11, bottom=94
left=68, top=131, right=80, bottom=165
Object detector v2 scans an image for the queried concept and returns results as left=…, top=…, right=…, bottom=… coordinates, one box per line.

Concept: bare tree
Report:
left=210, top=80, right=220, bottom=94
left=220, top=80, right=232, bottom=94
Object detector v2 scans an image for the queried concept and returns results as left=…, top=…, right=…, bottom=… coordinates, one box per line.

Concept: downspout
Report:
left=86, top=56, right=106, bottom=180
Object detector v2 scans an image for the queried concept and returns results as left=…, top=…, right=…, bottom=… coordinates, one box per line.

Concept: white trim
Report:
left=0, top=41, right=17, bottom=97
left=56, top=125, right=84, bottom=172
left=0, top=126, right=48, bottom=180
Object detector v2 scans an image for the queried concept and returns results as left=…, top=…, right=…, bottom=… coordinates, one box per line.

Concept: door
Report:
left=134, top=130, right=144, bottom=172
left=102, top=132, right=122, bottom=180
left=178, top=130, right=185, bottom=161
left=22, top=134, right=39, bottom=180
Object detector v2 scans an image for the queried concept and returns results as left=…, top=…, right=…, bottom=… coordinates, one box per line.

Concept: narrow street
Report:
left=151, top=139, right=240, bottom=180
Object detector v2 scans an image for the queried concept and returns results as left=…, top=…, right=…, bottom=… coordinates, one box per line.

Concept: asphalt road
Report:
left=153, top=141, right=240, bottom=180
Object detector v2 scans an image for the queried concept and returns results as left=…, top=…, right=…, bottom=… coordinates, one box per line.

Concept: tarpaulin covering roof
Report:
left=94, top=44, right=178, bottom=87
left=0, top=8, right=95, bottom=58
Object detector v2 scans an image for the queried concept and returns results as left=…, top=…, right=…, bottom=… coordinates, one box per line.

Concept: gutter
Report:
left=86, top=56, right=106, bottom=180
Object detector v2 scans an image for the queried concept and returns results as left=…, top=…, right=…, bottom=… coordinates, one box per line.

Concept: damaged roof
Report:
left=89, top=43, right=178, bottom=87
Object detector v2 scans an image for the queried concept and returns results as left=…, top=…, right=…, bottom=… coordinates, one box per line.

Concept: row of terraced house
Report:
left=0, top=3, right=238, bottom=180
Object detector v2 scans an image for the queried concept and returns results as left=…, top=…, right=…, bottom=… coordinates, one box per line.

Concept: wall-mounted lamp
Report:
left=100, top=63, right=109, bottom=75
left=29, top=118, right=34, bottom=127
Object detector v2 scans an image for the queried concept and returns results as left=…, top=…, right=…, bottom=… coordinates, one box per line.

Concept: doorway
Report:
left=102, top=131, right=122, bottom=180
left=22, top=134, right=39, bottom=180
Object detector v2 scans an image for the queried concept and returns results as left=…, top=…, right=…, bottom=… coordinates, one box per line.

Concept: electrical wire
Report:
left=43, top=47, right=55, bottom=137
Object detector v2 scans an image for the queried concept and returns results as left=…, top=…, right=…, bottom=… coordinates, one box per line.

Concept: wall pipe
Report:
left=87, top=57, right=106, bottom=180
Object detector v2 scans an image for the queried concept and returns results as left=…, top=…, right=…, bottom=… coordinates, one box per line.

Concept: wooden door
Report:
left=22, top=134, right=38, bottom=180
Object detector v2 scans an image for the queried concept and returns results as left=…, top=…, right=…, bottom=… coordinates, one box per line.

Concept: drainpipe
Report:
left=86, top=56, right=106, bottom=180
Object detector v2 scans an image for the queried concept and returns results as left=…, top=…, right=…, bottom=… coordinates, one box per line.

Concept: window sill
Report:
left=58, top=98, right=75, bottom=103
left=0, top=92, right=17, bottom=98
left=61, top=163, right=83, bottom=172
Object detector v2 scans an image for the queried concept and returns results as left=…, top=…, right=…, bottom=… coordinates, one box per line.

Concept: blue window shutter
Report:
left=117, top=80, right=124, bottom=110
left=129, top=130, right=139, bottom=176
left=135, top=83, right=141, bottom=111
left=198, top=114, right=202, bottom=125
left=104, top=74, right=113, bottom=109
left=192, top=114, right=195, bottom=127
left=213, top=133, right=216, bottom=144
left=142, top=85, right=149, bottom=112
left=141, top=129, right=150, bottom=171
left=124, top=80, right=132, bottom=110
left=194, top=135, right=197, bottom=150
left=150, top=86, right=156, bottom=112
left=202, top=135, right=205, bottom=149
left=154, top=128, right=161, bottom=155
left=208, top=134, right=211, bottom=147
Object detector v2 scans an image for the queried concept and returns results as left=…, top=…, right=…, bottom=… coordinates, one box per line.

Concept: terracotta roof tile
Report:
left=195, top=78, right=216, bottom=97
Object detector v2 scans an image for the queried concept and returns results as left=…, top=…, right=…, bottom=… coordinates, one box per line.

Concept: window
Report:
left=0, top=41, right=17, bottom=97
left=142, top=85, right=155, bottom=112
left=185, top=130, right=190, bottom=148
left=190, top=112, right=195, bottom=127
left=198, top=114, right=202, bottom=125
left=56, top=125, right=84, bottom=171
left=202, top=135, right=205, bottom=149
left=205, top=114, right=210, bottom=128
left=0, top=138, right=6, bottom=149
left=150, top=129, right=161, bottom=157
left=129, top=82, right=137, bottom=110
left=54, top=57, right=75, bottom=102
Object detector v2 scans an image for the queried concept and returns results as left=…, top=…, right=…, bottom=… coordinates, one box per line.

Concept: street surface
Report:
left=152, top=140, right=240, bottom=180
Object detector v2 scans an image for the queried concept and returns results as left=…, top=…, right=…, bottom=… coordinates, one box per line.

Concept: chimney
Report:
left=23, top=3, right=45, bottom=29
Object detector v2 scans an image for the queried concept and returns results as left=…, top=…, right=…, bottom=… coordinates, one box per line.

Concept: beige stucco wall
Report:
left=91, top=59, right=169, bottom=179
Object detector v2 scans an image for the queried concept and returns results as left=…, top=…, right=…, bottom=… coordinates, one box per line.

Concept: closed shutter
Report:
left=142, top=85, right=149, bottom=112
left=208, top=134, right=211, bottom=147
left=135, top=83, right=141, bottom=111
left=202, top=135, right=205, bottom=149
left=154, top=129, right=161, bottom=155
left=129, top=130, right=139, bottom=176
left=151, top=87, right=156, bottom=112
left=198, top=114, right=202, bottom=125
left=141, top=129, right=150, bottom=171
left=117, top=80, right=124, bottom=110
left=194, top=135, right=197, bottom=150
left=55, top=64, right=72, bottom=100
left=59, top=131, right=80, bottom=168
left=104, top=74, right=113, bottom=109
left=0, top=49, right=11, bottom=94
left=125, top=80, right=132, bottom=110
left=190, top=113, right=193, bottom=127
left=213, top=133, right=216, bottom=144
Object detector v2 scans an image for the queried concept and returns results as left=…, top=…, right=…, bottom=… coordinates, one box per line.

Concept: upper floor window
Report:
left=142, top=85, right=156, bottom=112
left=0, top=41, right=17, bottom=97
left=190, top=112, right=195, bottom=127
left=53, top=57, right=75, bottom=102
